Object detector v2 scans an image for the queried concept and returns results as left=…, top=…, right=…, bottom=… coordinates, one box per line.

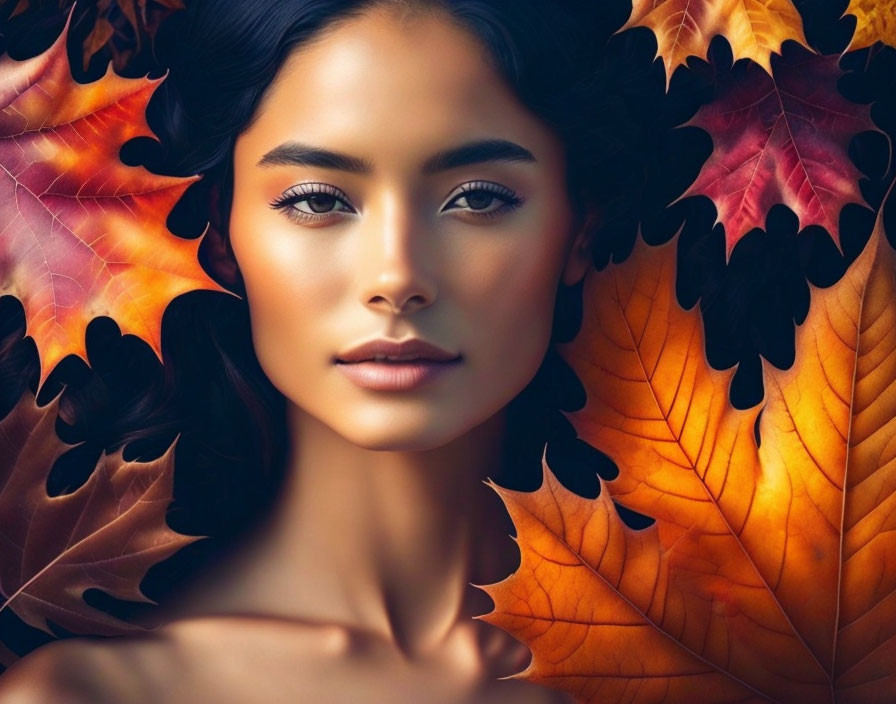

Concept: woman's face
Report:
left=230, top=6, right=591, bottom=451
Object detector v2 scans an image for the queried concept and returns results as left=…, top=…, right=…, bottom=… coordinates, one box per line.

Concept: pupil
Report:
left=308, top=194, right=335, bottom=213
left=467, top=192, right=493, bottom=210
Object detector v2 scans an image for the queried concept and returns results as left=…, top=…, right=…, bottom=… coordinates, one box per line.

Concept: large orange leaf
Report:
left=676, top=48, right=880, bottom=259
left=0, top=388, right=201, bottom=641
left=0, top=11, right=230, bottom=391
left=475, top=198, right=896, bottom=701
left=843, top=0, right=896, bottom=52
left=618, top=0, right=809, bottom=89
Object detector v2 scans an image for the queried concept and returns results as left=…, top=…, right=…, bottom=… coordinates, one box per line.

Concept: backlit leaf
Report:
left=843, top=0, right=896, bottom=51
left=476, top=191, right=896, bottom=701
left=0, top=11, right=231, bottom=391
left=619, top=0, right=809, bottom=89
left=676, top=47, right=880, bottom=259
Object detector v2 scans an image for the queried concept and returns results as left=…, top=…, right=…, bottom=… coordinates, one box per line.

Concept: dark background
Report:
left=0, top=0, right=893, bottom=664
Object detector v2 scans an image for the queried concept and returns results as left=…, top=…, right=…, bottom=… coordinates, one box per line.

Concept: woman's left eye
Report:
left=442, top=181, right=525, bottom=219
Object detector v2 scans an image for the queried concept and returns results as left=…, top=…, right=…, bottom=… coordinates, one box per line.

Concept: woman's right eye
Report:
left=269, top=183, right=356, bottom=224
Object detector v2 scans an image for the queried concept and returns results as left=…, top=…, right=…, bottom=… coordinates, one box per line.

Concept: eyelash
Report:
left=268, top=180, right=525, bottom=225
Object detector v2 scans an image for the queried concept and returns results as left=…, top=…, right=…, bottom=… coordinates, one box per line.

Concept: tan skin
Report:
left=0, top=5, right=593, bottom=702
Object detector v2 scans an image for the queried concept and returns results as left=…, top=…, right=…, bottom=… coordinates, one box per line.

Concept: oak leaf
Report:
left=476, top=196, right=896, bottom=701
left=0, top=388, right=201, bottom=640
left=618, top=0, right=809, bottom=89
left=676, top=47, right=880, bottom=259
left=0, top=11, right=230, bottom=392
left=843, top=0, right=896, bottom=52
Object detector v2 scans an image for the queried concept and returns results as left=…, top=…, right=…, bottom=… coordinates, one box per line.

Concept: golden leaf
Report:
left=619, top=0, right=809, bottom=89
left=843, top=0, right=896, bottom=51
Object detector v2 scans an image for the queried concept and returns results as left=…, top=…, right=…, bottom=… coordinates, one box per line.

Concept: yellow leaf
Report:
left=619, top=0, right=809, bottom=89
left=843, top=0, right=896, bottom=51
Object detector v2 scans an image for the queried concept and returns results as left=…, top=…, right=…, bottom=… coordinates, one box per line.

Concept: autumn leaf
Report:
left=82, top=14, right=116, bottom=71
left=676, top=46, right=880, bottom=259
left=843, top=0, right=896, bottom=52
left=475, top=194, right=896, bottom=701
left=0, top=10, right=232, bottom=392
left=0, top=387, right=201, bottom=640
left=8, top=0, right=185, bottom=71
left=618, top=0, right=809, bottom=89
left=84, top=0, right=186, bottom=72
left=8, top=0, right=28, bottom=19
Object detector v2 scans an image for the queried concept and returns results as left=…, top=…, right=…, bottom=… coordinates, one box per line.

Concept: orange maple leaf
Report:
left=843, top=0, right=896, bottom=52
left=0, top=11, right=231, bottom=392
left=0, top=388, right=202, bottom=641
left=618, top=0, right=809, bottom=89
left=475, top=195, right=896, bottom=701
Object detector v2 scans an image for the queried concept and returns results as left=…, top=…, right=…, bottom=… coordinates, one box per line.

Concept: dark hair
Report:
left=18, top=0, right=618, bottom=617
left=151, top=0, right=608, bottom=260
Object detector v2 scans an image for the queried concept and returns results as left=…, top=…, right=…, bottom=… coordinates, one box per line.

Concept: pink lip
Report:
left=335, top=337, right=459, bottom=364
left=335, top=358, right=462, bottom=391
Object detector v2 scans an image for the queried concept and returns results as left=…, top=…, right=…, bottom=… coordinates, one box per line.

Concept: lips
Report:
left=334, top=338, right=462, bottom=391
left=334, top=337, right=461, bottom=364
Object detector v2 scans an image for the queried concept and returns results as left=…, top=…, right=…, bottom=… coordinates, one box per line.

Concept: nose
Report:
left=358, top=193, right=438, bottom=315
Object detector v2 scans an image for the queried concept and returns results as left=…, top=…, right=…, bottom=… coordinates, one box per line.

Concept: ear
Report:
left=199, top=182, right=244, bottom=292
left=562, top=205, right=600, bottom=287
left=200, top=221, right=243, bottom=290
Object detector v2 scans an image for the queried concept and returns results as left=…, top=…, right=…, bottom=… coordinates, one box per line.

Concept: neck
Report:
left=164, top=402, right=521, bottom=658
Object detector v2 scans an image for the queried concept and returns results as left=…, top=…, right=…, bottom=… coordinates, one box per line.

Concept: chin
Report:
left=336, top=413, right=471, bottom=452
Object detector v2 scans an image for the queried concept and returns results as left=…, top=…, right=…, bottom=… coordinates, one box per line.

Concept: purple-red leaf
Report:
left=677, top=47, right=882, bottom=258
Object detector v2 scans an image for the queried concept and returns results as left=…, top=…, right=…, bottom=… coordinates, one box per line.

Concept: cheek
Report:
left=451, top=214, right=571, bottom=386
left=229, top=202, right=347, bottom=392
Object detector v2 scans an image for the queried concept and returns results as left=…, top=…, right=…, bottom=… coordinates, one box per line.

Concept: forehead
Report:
left=238, top=7, right=555, bottom=163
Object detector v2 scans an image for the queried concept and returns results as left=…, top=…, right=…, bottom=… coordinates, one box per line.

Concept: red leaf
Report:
left=0, top=10, right=232, bottom=391
left=676, top=47, right=882, bottom=258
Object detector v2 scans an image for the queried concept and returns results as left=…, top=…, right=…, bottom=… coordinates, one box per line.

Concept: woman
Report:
left=0, top=0, right=607, bottom=700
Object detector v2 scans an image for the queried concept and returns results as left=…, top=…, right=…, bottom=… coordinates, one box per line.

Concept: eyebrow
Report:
left=256, top=138, right=536, bottom=173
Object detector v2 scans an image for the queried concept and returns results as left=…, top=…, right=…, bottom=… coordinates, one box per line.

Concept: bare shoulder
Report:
left=0, top=635, right=168, bottom=704
left=144, top=614, right=356, bottom=704
left=0, top=618, right=574, bottom=704
left=0, top=617, right=351, bottom=704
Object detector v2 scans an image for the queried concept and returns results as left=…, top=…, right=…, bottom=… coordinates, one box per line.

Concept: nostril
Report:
left=368, top=293, right=428, bottom=314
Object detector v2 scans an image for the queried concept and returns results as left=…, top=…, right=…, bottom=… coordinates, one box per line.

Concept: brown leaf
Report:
left=115, top=0, right=141, bottom=47
left=81, top=15, right=115, bottom=71
left=476, top=186, right=896, bottom=701
left=9, top=0, right=28, bottom=19
left=0, top=388, right=203, bottom=639
left=92, top=0, right=185, bottom=66
left=0, top=10, right=233, bottom=391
